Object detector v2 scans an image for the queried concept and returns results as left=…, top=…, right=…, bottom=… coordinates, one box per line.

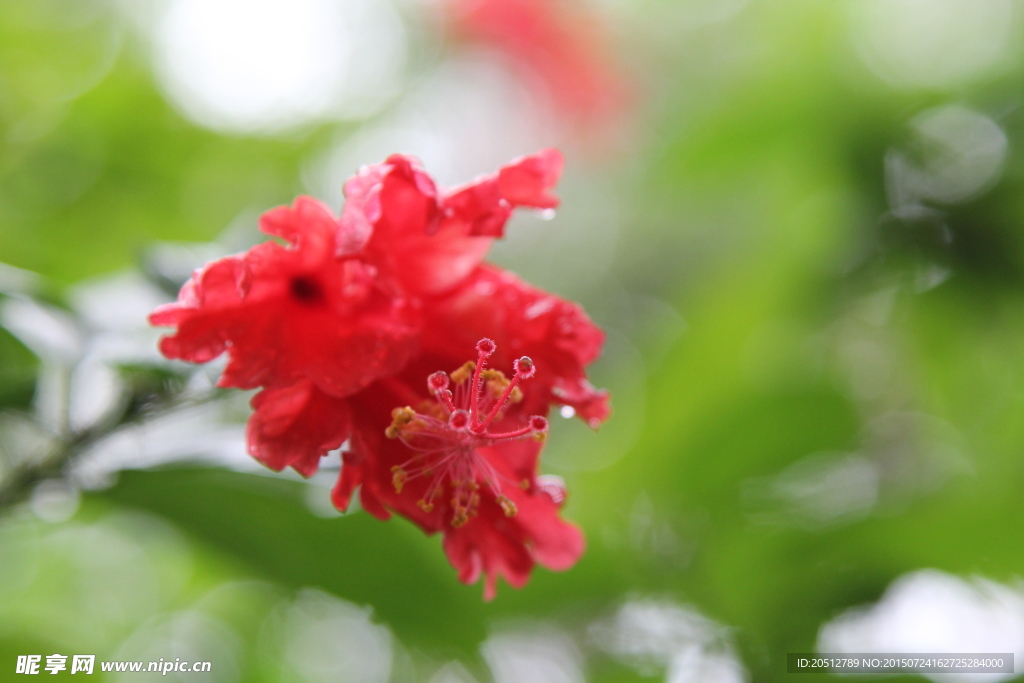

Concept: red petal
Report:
left=336, top=429, right=394, bottom=521
left=350, top=151, right=564, bottom=292
left=331, top=459, right=362, bottom=512
left=259, top=196, right=340, bottom=263
left=440, top=485, right=581, bottom=600
left=442, top=177, right=511, bottom=238
left=247, top=381, right=351, bottom=477
left=496, top=148, right=564, bottom=209
left=514, top=494, right=585, bottom=571
left=552, top=378, right=611, bottom=429
left=354, top=154, right=493, bottom=294
left=150, top=256, right=247, bottom=363
left=444, top=148, right=564, bottom=239
left=153, top=205, right=419, bottom=395
left=338, top=165, right=387, bottom=257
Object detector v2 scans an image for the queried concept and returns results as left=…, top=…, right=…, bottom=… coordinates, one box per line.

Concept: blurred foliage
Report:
left=4, top=0, right=1024, bottom=681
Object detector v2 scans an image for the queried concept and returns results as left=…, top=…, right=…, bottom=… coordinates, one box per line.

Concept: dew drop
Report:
left=559, top=405, right=576, bottom=419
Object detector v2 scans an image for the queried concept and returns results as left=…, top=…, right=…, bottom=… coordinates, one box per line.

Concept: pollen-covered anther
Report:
left=496, top=495, right=518, bottom=517
left=513, top=356, right=535, bottom=379
left=417, top=499, right=434, bottom=512
left=385, top=405, right=417, bottom=439
left=450, top=361, right=475, bottom=384
left=391, top=466, right=408, bottom=493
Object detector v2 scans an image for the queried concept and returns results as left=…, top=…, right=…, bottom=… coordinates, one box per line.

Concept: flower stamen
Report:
left=385, top=339, right=547, bottom=527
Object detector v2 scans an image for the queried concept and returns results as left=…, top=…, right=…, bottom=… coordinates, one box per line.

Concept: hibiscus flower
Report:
left=150, top=149, right=609, bottom=597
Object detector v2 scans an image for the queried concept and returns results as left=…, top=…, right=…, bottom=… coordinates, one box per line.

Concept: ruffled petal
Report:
left=332, top=436, right=394, bottom=520
left=513, top=491, right=585, bottom=571
left=440, top=486, right=582, bottom=600
left=259, top=196, right=341, bottom=263
left=496, top=147, right=564, bottom=209
left=149, top=256, right=249, bottom=363
left=337, top=163, right=387, bottom=257
left=351, top=154, right=491, bottom=294
left=442, top=513, right=533, bottom=601
left=443, top=148, right=564, bottom=238
left=152, top=202, right=420, bottom=395
left=247, top=380, right=351, bottom=477
left=551, top=378, right=611, bottom=428
left=348, top=151, right=563, bottom=293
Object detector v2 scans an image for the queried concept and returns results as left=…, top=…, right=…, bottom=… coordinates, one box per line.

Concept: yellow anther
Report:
left=496, top=495, right=518, bottom=517
left=450, top=361, right=476, bottom=384
left=417, top=499, right=434, bottom=512
left=519, top=479, right=531, bottom=490
left=391, top=467, right=407, bottom=493
left=451, top=509, right=469, bottom=528
left=419, top=401, right=445, bottom=420
left=391, top=406, right=415, bottom=422
left=386, top=406, right=417, bottom=439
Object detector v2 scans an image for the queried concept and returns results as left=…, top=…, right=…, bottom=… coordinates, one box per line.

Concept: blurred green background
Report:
left=3, top=0, right=1024, bottom=681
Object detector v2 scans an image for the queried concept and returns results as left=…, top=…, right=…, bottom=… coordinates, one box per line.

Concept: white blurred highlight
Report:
left=0, top=298, right=82, bottom=364
left=270, top=589, right=393, bottom=683
left=851, top=0, right=1017, bottom=89
left=0, top=298, right=84, bottom=432
left=30, top=479, right=81, bottom=523
left=71, top=404, right=252, bottom=491
left=428, top=662, right=479, bottom=683
left=308, top=55, right=554, bottom=197
left=743, top=452, right=879, bottom=528
left=482, top=626, right=585, bottom=683
left=590, top=599, right=747, bottom=683
left=114, top=610, right=241, bottom=682
left=153, top=0, right=405, bottom=134
left=887, top=105, right=1008, bottom=209
left=819, top=570, right=1024, bottom=683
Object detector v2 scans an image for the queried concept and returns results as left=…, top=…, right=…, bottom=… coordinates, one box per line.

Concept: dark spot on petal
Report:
left=290, top=276, right=323, bottom=304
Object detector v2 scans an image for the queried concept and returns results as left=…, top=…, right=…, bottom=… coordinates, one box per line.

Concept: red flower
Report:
left=150, top=149, right=607, bottom=597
